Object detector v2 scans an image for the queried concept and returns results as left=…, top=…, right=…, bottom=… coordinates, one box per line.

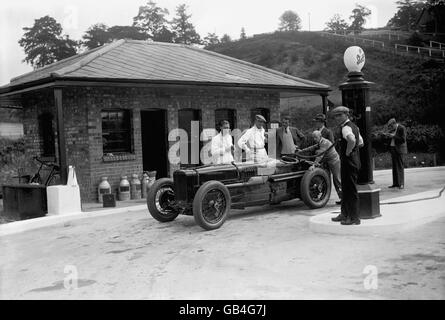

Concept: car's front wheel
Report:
left=193, top=181, right=231, bottom=230
left=300, top=168, right=331, bottom=209
left=147, top=178, right=179, bottom=222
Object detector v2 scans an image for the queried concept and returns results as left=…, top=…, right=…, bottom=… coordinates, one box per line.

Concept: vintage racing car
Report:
left=146, top=156, right=331, bottom=230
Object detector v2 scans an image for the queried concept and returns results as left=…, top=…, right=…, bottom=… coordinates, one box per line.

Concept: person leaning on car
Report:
left=238, top=114, right=268, bottom=163
left=275, top=116, right=305, bottom=158
left=297, top=130, right=342, bottom=204
left=313, top=113, right=335, bottom=144
left=211, top=120, right=234, bottom=165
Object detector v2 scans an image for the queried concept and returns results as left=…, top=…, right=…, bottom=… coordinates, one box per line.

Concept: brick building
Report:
left=0, top=40, right=330, bottom=202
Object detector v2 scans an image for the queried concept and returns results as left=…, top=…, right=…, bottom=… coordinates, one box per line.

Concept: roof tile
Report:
left=6, top=40, right=329, bottom=91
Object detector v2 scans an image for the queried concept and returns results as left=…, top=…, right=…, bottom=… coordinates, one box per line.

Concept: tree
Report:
left=18, top=15, right=78, bottom=68
left=107, top=25, right=149, bottom=41
left=152, top=26, right=176, bottom=42
left=82, top=23, right=111, bottom=49
left=325, top=14, right=349, bottom=33
left=424, top=0, right=445, bottom=33
left=203, top=33, right=220, bottom=47
left=349, top=4, right=371, bottom=34
left=133, top=1, right=171, bottom=39
left=278, top=10, right=302, bottom=31
left=220, top=34, right=232, bottom=44
left=240, top=27, right=247, bottom=40
left=171, top=4, right=201, bottom=44
left=386, top=0, right=424, bottom=31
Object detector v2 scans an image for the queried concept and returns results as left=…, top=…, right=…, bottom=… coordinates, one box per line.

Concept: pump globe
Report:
left=343, top=46, right=365, bottom=72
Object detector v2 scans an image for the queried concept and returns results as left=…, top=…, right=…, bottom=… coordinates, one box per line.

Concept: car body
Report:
left=147, top=158, right=331, bottom=230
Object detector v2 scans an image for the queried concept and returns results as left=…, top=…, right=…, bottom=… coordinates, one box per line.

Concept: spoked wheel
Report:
left=300, top=168, right=331, bottom=208
left=147, top=178, right=179, bottom=222
left=193, top=181, right=231, bottom=230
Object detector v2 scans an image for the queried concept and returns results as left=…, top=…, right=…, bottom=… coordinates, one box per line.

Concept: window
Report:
left=215, top=109, right=236, bottom=131
left=38, top=112, right=55, bottom=157
left=101, top=109, right=132, bottom=154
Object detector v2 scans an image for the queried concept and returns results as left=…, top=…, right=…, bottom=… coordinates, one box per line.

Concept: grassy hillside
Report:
left=208, top=31, right=445, bottom=157
left=208, top=32, right=445, bottom=126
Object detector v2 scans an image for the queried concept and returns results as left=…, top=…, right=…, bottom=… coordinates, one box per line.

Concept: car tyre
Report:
left=193, top=181, right=231, bottom=230
left=147, top=178, right=179, bottom=222
left=300, top=168, right=331, bottom=209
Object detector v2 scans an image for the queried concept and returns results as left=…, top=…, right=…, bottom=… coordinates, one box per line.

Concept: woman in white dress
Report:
left=211, top=120, right=234, bottom=165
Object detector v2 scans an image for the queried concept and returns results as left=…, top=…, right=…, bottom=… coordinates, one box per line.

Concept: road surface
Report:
left=0, top=167, right=444, bottom=299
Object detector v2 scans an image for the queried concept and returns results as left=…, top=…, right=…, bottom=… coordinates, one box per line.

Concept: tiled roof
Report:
left=5, top=39, right=330, bottom=92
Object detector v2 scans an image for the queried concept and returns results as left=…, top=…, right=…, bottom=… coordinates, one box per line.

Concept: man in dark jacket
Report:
left=330, top=106, right=364, bottom=225
left=313, top=113, right=335, bottom=143
left=275, top=116, right=304, bottom=158
left=385, top=118, right=407, bottom=189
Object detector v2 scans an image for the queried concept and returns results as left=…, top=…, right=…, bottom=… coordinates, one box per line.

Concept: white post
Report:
left=429, top=49, right=431, bottom=56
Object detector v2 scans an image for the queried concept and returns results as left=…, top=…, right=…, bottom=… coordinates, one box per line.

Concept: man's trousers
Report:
left=390, top=146, right=404, bottom=187
left=327, top=159, right=342, bottom=200
left=340, top=162, right=359, bottom=221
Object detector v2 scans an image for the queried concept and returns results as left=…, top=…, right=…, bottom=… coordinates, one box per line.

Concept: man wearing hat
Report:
left=313, top=113, right=335, bottom=144
left=330, top=106, right=364, bottom=225
left=275, top=116, right=305, bottom=159
left=384, top=118, right=407, bottom=189
left=238, top=114, right=269, bottom=162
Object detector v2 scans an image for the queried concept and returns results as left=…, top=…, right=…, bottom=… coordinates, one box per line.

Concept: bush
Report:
left=406, top=32, right=425, bottom=47
left=373, top=152, right=438, bottom=169
left=303, top=47, right=315, bottom=66
left=0, top=138, right=28, bottom=192
left=371, top=124, right=444, bottom=154
left=0, top=138, right=25, bottom=165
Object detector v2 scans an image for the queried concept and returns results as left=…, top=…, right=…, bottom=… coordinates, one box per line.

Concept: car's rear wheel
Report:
left=147, top=178, right=179, bottom=222
left=300, top=168, right=331, bottom=209
left=193, top=181, right=231, bottom=230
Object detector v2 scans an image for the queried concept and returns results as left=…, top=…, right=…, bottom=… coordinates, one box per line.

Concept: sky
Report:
left=0, top=0, right=399, bottom=85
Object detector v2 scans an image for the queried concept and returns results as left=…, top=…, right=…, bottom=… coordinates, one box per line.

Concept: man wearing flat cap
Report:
left=238, top=114, right=269, bottom=162
left=330, top=106, right=364, bottom=225
left=313, top=113, right=335, bottom=144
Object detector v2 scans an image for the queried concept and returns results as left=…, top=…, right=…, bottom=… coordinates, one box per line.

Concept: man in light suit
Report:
left=385, top=118, right=408, bottom=189
left=275, top=116, right=305, bottom=158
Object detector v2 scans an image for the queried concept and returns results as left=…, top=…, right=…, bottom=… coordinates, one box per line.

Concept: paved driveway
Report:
left=1, top=167, right=444, bottom=299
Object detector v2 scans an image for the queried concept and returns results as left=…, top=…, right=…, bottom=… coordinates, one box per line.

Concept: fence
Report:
left=430, top=40, right=445, bottom=50
left=360, top=30, right=411, bottom=41
left=395, top=44, right=445, bottom=58
left=320, top=32, right=385, bottom=48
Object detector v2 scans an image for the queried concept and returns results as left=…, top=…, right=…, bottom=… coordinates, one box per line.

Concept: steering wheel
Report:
left=280, top=155, right=299, bottom=163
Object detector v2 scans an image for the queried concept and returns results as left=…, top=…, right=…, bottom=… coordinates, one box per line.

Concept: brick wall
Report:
left=20, top=85, right=280, bottom=202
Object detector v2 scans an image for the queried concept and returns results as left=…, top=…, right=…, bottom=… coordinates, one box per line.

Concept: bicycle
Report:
left=29, top=156, right=61, bottom=186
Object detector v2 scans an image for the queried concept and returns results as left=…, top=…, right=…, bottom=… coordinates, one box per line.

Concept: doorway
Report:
left=141, top=110, right=169, bottom=178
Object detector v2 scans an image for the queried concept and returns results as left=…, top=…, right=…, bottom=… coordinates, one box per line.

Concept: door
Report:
left=141, top=110, right=169, bottom=178
left=178, top=109, right=201, bottom=167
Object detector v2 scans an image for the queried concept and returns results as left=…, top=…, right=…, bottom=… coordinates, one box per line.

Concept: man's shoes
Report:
left=341, top=218, right=361, bottom=225
left=388, top=185, right=397, bottom=188
left=331, top=214, right=346, bottom=222
left=335, top=200, right=342, bottom=205
left=399, top=185, right=404, bottom=189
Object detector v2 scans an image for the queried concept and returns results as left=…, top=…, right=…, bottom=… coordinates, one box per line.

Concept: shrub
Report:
left=405, top=32, right=425, bottom=47
left=303, top=47, right=315, bottom=66
left=371, top=124, right=444, bottom=154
